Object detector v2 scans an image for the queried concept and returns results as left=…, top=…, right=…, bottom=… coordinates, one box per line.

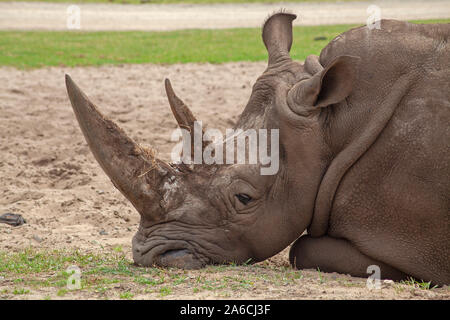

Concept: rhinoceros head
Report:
left=66, top=12, right=360, bottom=269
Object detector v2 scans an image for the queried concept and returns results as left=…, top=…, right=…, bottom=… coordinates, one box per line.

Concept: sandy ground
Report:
left=0, top=63, right=449, bottom=300
left=0, top=0, right=449, bottom=31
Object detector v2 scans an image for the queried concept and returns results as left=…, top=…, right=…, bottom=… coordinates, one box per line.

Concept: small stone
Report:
left=0, top=213, right=26, bottom=226
left=382, top=279, right=395, bottom=287
left=93, top=202, right=102, bottom=209
left=32, top=235, right=43, bottom=243
left=99, top=229, right=108, bottom=236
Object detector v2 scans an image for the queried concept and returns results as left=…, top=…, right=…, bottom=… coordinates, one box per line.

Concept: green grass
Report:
left=0, top=248, right=106, bottom=274
left=159, top=286, right=172, bottom=296
left=119, top=291, right=134, bottom=299
left=0, top=248, right=448, bottom=299
left=401, top=277, right=438, bottom=290
left=57, top=288, right=68, bottom=296
left=13, top=288, right=30, bottom=295
left=1, top=19, right=448, bottom=69
left=0, top=247, right=309, bottom=299
left=0, top=0, right=361, bottom=4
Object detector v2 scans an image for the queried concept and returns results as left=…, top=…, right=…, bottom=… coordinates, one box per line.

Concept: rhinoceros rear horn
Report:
left=65, top=74, right=173, bottom=219
left=165, top=78, right=198, bottom=132
left=262, top=11, right=296, bottom=65
left=165, top=78, right=208, bottom=157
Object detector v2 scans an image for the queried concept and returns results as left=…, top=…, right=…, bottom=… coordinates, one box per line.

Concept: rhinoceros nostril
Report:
left=158, top=249, right=204, bottom=269
left=160, top=249, right=189, bottom=259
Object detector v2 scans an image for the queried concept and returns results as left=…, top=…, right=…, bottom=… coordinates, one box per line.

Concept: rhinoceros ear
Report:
left=262, top=12, right=297, bottom=65
left=287, top=55, right=360, bottom=115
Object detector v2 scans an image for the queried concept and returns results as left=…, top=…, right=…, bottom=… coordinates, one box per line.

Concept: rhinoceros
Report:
left=65, top=13, right=449, bottom=285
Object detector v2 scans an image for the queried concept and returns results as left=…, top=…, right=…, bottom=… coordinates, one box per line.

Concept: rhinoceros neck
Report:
left=308, top=20, right=447, bottom=236
left=310, top=71, right=421, bottom=236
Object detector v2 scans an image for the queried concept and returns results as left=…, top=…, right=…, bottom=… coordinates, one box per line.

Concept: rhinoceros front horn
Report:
left=65, top=75, right=173, bottom=220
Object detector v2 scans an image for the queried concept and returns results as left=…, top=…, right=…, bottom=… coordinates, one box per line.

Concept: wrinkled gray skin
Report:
left=65, top=13, right=450, bottom=285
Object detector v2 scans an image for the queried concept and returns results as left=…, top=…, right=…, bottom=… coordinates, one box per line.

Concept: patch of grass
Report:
left=134, top=275, right=165, bottom=286
left=171, top=274, right=188, bottom=286
left=159, top=286, right=172, bottom=296
left=87, top=259, right=135, bottom=276
left=0, top=248, right=134, bottom=294
left=1, top=19, right=448, bottom=69
left=393, top=283, right=406, bottom=294
left=113, top=245, right=123, bottom=253
left=317, top=267, right=326, bottom=284
left=336, top=278, right=364, bottom=288
left=94, top=286, right=109, bottom=294
left=119, top=291, right=134, bottom=299
left=401, top=277, right=437, bottom=290
left=57, top=288, right=68, bottom=296
left=0, top=248, right=104, bottom=274
left=0, top=248, right=446, bottom=299
left=13, top=288, right=30, bottom=295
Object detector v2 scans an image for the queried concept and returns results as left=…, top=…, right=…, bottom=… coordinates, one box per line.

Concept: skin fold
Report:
left=66, top=13, right=449, bottom=285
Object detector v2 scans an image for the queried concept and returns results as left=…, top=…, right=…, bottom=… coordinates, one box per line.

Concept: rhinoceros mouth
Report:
left=157, top=249, right=205, bottom=269
left=132, top=233, right=210, bottom=269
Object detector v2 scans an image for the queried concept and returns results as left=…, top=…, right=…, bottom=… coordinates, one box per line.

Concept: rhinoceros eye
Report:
left=236, top=193, right=252, bottom=205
